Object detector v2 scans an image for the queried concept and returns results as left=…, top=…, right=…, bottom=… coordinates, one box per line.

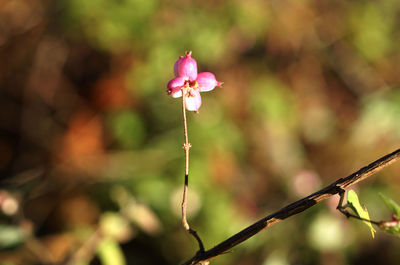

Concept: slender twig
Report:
left=8, top=195, right=56, bottom=264
left=25, top=236, right=56, bottom=264
left=379, top=219, right=400, bottom=228
left=337, top=188, right=400, bottom=229
left=181, top=87, right=190, bottom=230
left=181, top=87, right=205, bottom=253
left=183, top=148, right=400, bottom=265
left=65, top=229, right=102, bottom=265
left=336, top=188, right=381, bottom=225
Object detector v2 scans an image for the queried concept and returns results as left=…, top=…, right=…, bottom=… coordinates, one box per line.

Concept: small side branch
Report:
left=183, top=148, right=400, bottom=265
left=336, top=188, right=380, bottom=225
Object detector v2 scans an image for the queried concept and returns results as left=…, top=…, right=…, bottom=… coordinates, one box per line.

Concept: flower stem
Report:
left=181, top=88, right=190, bottom=230
left=181, top=87, right=204, bottom=253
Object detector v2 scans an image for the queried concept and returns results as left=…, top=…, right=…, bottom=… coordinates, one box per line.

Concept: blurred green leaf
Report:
left=262, top=250, right=290, bottom=265
left=351, top=3, right=393, bottom=61
left=379, top=221, right=400, bottom=238
left=346, top=190, right=376, bottom=238
left=0, top=262, right=17, bottom=265
left=100, top=212, right=133, bottom=242
left=250, top=77, right=295, bottom=125
left=307, top=213, right=345, bottom=251
left=134, top=177, right=172, bottom=212
left=64, top=0, right=157, bottom=49
left=97, top=237, right=126, bottom=265
left=379, top=193, right=400, bottom=219
left=101, top=150, right=167, bottom=180
left=232, top=0, right=270, bottom=37
left=122, top=201, right=162, bottom=235
left=352, top=90, right=400, bottom=146
left=0, top=225, right=26, bottom=249
left=107, top=111, right=145, bottom=149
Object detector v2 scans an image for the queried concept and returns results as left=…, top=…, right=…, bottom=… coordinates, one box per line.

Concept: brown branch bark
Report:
left=183, top=148, right=400, bottom=265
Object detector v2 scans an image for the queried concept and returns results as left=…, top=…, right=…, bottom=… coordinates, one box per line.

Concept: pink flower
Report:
left=174, top=52, right=197, bottom=81
left=167, top=51, right=223, bottom=112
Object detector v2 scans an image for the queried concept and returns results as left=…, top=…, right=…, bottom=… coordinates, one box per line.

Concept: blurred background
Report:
left=1, top=0, right=400, bottom=264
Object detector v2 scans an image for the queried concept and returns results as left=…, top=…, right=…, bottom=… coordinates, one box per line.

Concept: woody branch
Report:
left=183, top=148, right=400, bottom=265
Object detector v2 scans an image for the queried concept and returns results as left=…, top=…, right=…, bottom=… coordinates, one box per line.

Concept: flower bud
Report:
left=167, top=77, right=184, bottom=98
left=174, top=51, right=198, bottom=81
left=196, top=72, right=223, bottom=92
left=185, top=90, right=202, bottom=112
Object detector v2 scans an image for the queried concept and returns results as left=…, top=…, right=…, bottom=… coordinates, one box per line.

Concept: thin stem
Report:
left=181, top=87, right=190, bottom=231
left=336, top=188, right=381, bottom=225
left=25, top=237, right=56, bottom=264
left=183, top=148, right=400, bottom=265
left=181, top=87, right=204, bottom=253
left=65, top=229, right=102, bottom=265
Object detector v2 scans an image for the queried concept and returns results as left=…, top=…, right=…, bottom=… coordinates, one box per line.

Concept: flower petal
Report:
left=173, top=57, right=184, bottom=77
left=167, top=77, right=184, bottom=98
left=185, top=90, right=202, bottom=112
left=174, top=51, right=198, bottom=81
left=196, top=72, right=222, bottom=92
